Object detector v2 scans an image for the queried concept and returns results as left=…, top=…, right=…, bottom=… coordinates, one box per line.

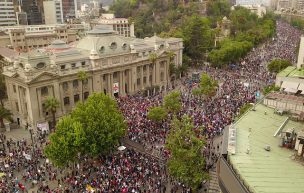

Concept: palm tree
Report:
left=78, top=71, right=88, bottom=101
left=45, top=96, right=60, bottom=129
left=0, top=106, right=12, bottom=128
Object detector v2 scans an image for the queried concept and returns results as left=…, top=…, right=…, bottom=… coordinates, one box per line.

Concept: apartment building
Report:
left=0, top=0, right=17, bottom=26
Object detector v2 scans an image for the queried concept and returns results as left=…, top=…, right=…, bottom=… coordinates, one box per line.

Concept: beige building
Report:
left=43, top=0, right=64, bottom=25
left=2, top=25, right=183, bottom=130
left=0, top=24, right=88, bottom=52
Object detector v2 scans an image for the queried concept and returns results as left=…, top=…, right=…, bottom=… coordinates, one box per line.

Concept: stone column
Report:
left=140, top=65, right=144, bottom=90
left=107, top=73, right=111, bottom=96
left=109, top=73, right=113, bottom=97
left=120, top=71, right=125, bottom=96
left=152, top=63, right=156, bottom=86
left=155, top=61, right=160, bottom=85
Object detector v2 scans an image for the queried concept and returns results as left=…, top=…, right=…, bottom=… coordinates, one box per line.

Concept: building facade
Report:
left=43, top=0, right=64, bottom=25
left=91, top=14, right=135, bottom=37
left=2, top=25, right=183, bottom=130
left=0, top=0, right=17, bottom=26
left=0, top=24, right=88, bottom=52
left=62, top=0, right=77, bottom=20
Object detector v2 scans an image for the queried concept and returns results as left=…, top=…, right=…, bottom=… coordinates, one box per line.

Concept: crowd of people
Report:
left=0, top=20, right=302, bottom=192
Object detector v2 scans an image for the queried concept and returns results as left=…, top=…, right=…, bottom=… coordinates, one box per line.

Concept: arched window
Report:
left=110, top=42, right=117, bottom=49
left=41, top=86, right=48, bottom=96
left=99, top=46, right=105, bottom=53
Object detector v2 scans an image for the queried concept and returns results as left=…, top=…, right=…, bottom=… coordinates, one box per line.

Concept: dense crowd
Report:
left=0, top=20, right=301, bottom=192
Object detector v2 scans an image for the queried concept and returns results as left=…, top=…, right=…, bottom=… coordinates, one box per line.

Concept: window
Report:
left=73, top=80, right=78, bottom=88
left=84, top=92, right=89, bottom=100
left=122, top=43, right=127, bottom=50
left=143, top=65, right=146, bottom=71
left=81, top=61, right=86, bottom=66
left=110, top=42, right=117, bottom=49
left=63, top=97, right=70, bottom=105
left=83, top=78, right=88, bottom=85
left=160, top=72, right=164, bottom=81
left=60, top=65, right=65, bottom=70
left=137, top=78, right=140, bottom=85
left=143, top=77, right=147, bottom=84
left=71, top=63, right=76, bottom=68
left=99, top=46, right=105, bottom=53
left=15, top=102, right=19, bottom=112
left=41, top=86, right=48, bottom=96
left=63, top=82, right=68, bottom=91
left=36, top=62, right=45, bottom=69
left=13, top=85, right=16, bottom=93
left=74, top=94, right=80, bottom=103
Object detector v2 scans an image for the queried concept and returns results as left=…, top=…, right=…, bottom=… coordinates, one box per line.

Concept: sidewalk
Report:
left=2, top=127, right=31, bottom=141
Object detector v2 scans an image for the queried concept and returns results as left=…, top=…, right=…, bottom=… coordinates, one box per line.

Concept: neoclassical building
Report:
left=2, top=25, right=183, bottom=130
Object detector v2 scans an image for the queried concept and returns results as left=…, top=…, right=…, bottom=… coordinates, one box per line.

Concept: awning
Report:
left=281, top=81, right=299, bottom=90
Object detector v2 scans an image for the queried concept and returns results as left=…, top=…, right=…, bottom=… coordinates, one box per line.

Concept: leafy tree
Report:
left=44, top=97, right=60, bottom=130
left=198, top=73, right=218, bottom=97
left=176, top=15, right=214, bottom=64
left=229, top=6, right=258, bottom=33
left=78, top=71, right=88, bottom=101
left=71, top=93, right=126, bottom=157
left=166, top=115, right=208, bottom=190
left=263, top=84, right=280, bottom=95
left=164, top=91, right=181, bottom=114
left=267, top=59, right=292, bottom=73
left=0, top=106, right=12, bottom=128
left=44, top=116, right=84, bottom=167
left=147, top=106, right=168, bottom=122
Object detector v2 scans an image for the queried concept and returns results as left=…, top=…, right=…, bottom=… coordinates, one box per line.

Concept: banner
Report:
left=113, top=82, right=119, bottom=94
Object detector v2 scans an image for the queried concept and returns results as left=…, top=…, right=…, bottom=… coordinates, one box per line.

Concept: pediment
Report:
left=29, top=72, right=59, bottom=83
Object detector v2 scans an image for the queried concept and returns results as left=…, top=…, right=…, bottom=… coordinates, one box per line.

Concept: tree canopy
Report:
left=45, top=93, right=127, bottom=166
left=267, top=59, right=292, bottom=73
left=192, top=73, right=218, bottom=97
left=147, top=106, right=168, bottom=122
left=44, top=116, right=84, bottom=167
left=166, top=115, right=208, bottom=190
left=163, top=91, right=182, bottom=114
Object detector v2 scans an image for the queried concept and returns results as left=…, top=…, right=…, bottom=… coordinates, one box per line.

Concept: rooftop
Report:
left=229, top=104, right=304, bottom=193
left=277, top=66, right=304, bottom=78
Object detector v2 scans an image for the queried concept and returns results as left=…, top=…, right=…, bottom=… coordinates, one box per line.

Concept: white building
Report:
left=93, top=14, right=135, bottom=38
left=0, top=0, right=17, bottom=26
left=43, top=0, right=64, bottom=25
left=275, top=36, right=304, bottom=95
left=236, top=4, right=267, bottom=17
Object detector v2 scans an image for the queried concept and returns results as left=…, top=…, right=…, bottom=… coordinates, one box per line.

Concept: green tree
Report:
left=163, top=91, right=181, bottom=114
left=0, top=106, right=12, bottom=128
left=147, top=106, right=168, bottom=122
left=177, top=15, right=214, bottom=64
left=237, top=103, right=253, bottom=119
left=166, top=116, right=208, bottom=190
left=44, top=116, right=84, bottom=167
left=78, top=71, right=88, bottom=101
left=198, top=73, right=218, bottom=97
left=44, top=96, right=60, bottom=130
left=71, top=93, right=126, bottom=157
left=267, top=59, right=292, bottom=73
left=263, top=84, right=280, bottom=95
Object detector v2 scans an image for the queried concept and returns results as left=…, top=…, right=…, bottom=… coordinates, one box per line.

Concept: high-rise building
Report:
left=43, top=0, right=63, bottom=24
left=0, top=0, right=17, bottom=26
left=62, top=0, right=77, bottom=21
left=19, top=0, right=43, bottom=24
